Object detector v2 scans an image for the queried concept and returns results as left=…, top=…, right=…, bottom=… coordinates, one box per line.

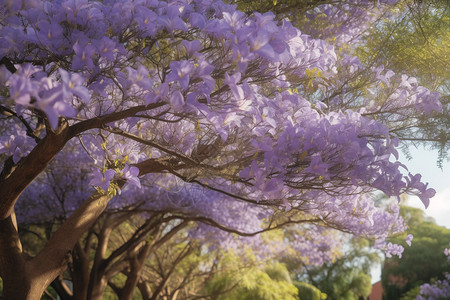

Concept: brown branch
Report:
left=25, top=186, right=123, bottom=297
left=149, top=240, right=192, bottom=300
left=132, top=157, right=181, bottom=175
left=103, top=219, right=188, bottom=284
left=69, top=103, right=165, bottom=136
left=50, top=275, right=73, bottom=300
left=71, top=242, right=91, bottom=300
left=0, top=122, right=71, bottom=220
left=118, top=242, right=152, bottom=300
left=0, top=105, right=41, bottom=142
left=188, top=215, right=322, bottom=237
left=102, top=213, right=165, bottom=267
left=148, top=220, right=189, bottom=253
left=0, top=103, right=164, bottom=220
left=101, top=125, right=200, bottom=167
left=0, top=213, right=28, bottom=297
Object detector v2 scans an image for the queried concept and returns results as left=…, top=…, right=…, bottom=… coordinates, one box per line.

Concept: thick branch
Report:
left=119, top=243, right=152, bottom=300
left=0, top=122, right=71, bottom=220
left=0, top=102, right=167, bottom=223
left=26, top=187, right=122, bottom=296
left=69, top=103, right=165, bottom=136
left=103, top=214, right=165, bottom=267
left=0, top=214, right=28, bottom=297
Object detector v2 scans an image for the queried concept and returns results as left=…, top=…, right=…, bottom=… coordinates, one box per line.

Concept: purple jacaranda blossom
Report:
left=231, top=41, right=251, bottom=72
left=182, top=40, right=202, bottom=56
left=307, top=154, right=329, bottom=178
left=97, top=36, right=117, bottom=62
left=127, top=66, right=153, bottom=90
left=8, top=64, right=40, bottom=106
left=35, top=81, right=76, bottom=129
left=0, top=27, right=23, bottom=58
left=418, top=187, right=435, bottom=209
left=158, top=5, right=187, bottom=33
left=0, top=65, right=12, bottom=86
left=0, top=130, right=31, bottom=163
left=61, top=0, right=90, bottom=27
left=72, top=42, right=96, bottom=70
left=7, top=64, right=77, bottom=129
left=189, top=12, right=206, bottom=28
left=89, top=168, right=115, bottom=191
left=399, top=74, right=418, bottom=89
left=9, top=74, right=34, bottom=106
left=192, top=58, right=215, bottom=92
left=144, top=82, right=169, bottom=105
left=405, top=234, right=413, bottom=246
left=377, top=69, right=395, bottom=85
left=36, top=20, right=64, bottom=49
left=249, top=29, right=275, bottom=60
left=121, top=165, right=141, bottom=189
left=385, top=242, right=404, bottom=258
left=239, top=161, right=275, bottom=199
left=59, top=69, right=90, bottom=103
left=417, top=273, right=450, bottom=300
left=222, top=11, right=245, bottom=30
left=406, top=173, right=435, bottom=208
left=415, top=88, right=442, bottom=114
left=1, top=0, right=23, bottom=13
left=1, top=1, right=445, bottom=288
left=167, top=60, right=193, bottom=90
left=170, top=90, right=184, bottom=112
left=135, top=6, right=158, bottom=36
left=88, top=76, right=111, bottom=98
left=224, top=72, right=243, bottom=100
left=185, top=92, right=210, bottom=115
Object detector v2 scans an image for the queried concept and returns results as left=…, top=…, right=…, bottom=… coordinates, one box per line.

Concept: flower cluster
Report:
left=3, top=64, right=89, bottom=129
left=416, top=245, right=450, bottom=300
left=417, top=274, right=450, bottom=300
left=1, top=0, right=442, bottom=263
left=299, top=0, right=400, bottom=46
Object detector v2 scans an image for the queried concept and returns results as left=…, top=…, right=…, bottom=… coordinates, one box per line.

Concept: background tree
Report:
left=294, top=282, right=325, bottom=300
left=355, top=0, right=450, bottom=164
left=204, top=258, right=298, bottom=300
left=357, top=0, right=449, bottom=92
left=382, top=205, right=450, bottom=299
left=287, top=236, right=380, bottom=300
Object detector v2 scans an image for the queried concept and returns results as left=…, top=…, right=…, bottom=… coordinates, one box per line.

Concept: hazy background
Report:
left=371, top=146, right=450, bottom=283
left=402, top=147, right=450, bottom=229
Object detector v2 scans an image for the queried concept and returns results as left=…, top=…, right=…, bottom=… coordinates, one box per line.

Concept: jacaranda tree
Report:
left=0, top=0, right=443, bottom=299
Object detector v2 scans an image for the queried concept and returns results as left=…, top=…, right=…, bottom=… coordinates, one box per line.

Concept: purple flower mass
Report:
left=0, top=0, right=445, bottom=297
left=89, top=168, right=115, bottom=191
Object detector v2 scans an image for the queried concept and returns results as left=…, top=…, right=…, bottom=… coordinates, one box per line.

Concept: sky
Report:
left=371, top=145, right=450, bottom=283
left=399, top=146, right=450, bottom=229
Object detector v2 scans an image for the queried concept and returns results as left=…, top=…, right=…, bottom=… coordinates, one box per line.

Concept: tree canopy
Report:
left=0, top=0, right=446, bottom=299
left=290, top=236, right=379, bottom=300
left=382, top=205, right=450, bottom=299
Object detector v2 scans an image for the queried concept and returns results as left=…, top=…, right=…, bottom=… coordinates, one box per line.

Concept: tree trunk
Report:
left=0, top=190, right=116, bottom=299
left=87, top=277, right=109, bottom=300
left=71, top=243, right=91, bottom=300
left=50, top=276, right=73, bottom=300
left=0, top=152, right=167, bottom=299
left=137, top=281, right=152, bottom=299
left=119, top=243, right=151, bottom=300
left=0, top=214, right=33, bottom=299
